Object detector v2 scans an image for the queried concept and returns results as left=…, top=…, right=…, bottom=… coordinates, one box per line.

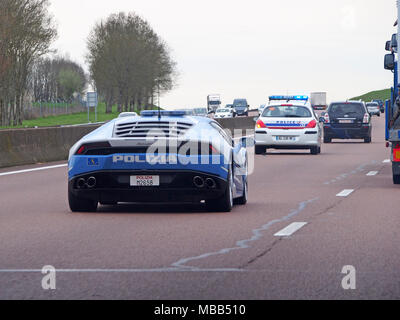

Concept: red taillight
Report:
left=77, top=146, right=86, bottom=155
left=324, top=113, right=330, bottom=124
left=363, top=113, right=370, bottom=124
left=393, top=144, right=400, bottom=162
left=281, top=104, right=293, bottom=107
left=256, top=120, right=267, bottom=128
left=306, top=120, right=317, bottom=128
left=394, top=149, right=400, bottom=162
left=75, top=142, right=111, bottom=155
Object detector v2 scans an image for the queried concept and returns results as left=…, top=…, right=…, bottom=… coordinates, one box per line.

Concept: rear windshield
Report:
left=329, top=103, right=365, bottom=117
left=366, top=103, right=378, bottom=107
left=262, top=106, right=312, bottom=118
left=217, top=109, right=229, bottom=113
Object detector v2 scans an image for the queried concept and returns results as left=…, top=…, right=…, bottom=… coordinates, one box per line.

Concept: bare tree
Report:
left=86, top=12, right=177, bottom=114
left=0, top=0, right=57, bottom=126
left=30, top=56, right=87, bottom=102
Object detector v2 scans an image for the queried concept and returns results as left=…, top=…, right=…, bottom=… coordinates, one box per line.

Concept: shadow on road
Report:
left=95, top=203, right=213, bottom=214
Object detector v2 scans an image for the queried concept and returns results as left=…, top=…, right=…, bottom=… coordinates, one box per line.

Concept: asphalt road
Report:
left=1, top=114, right=400, bottom=300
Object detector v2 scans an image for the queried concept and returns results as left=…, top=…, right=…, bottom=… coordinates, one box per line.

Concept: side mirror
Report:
left=319, top=117, right=325, bottom=123
left=386, top=40, right=392, bottom=51
left=392, top=34, right=398, bottom=51
left=240, top=137, right=255, bottom=148
left=384, top=53, right=395, bottom=70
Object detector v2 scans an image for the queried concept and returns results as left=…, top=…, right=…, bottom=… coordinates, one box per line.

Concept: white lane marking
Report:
left=0, top=268, right=243, bottom=273
left=0, top=164, right=67, bottom=177
left=171, top=198, right=318, bottom=270
left=366, top=171, right=378, bottom=176
left=274, top=222, right=307, bottom=237
left=336, top=189, right=354, bottom=197
left=383, top=159, right=391, bottom=163
left=323, top=161, right=375, bottom=185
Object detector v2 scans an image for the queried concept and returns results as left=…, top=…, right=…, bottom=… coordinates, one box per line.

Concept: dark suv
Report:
left=321, top=101, right=372, bottom=143
left=233, top=99, right=249, bottom=116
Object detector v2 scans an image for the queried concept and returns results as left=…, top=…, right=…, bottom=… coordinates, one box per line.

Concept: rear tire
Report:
left=364, top=137, right=372, bottom=143
left=393, top=175, right=400, bottom=185
left=310, top=146, right=319, bottom=155
left=255, top=145, right=266, bottom=155
left=324, top=137, right=331, bottom=143
left=69, top=191, right=98, bottom=212
left=207, top=166, right=233, bottom=212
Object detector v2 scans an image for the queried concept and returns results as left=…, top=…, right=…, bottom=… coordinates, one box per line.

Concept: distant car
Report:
left=214, top=108, right=234, bottom=119
left=177, top=109, right=195, bottom=116
left=321, top=101, right=372, bottom=143
left=233, top=99, right=249, bottom=117
left=119, top=112, right=138, bottom=118
left=372, top=99, right=385, bottom=113
left=68, top=110, right=251, bottom=213
left=194, top=108, right=208, bottom=117
left=225, top=104, right=236, bottom=117
left=366, top=102, right=381, bottom=117
left=255, top=97, right=322, bottom=155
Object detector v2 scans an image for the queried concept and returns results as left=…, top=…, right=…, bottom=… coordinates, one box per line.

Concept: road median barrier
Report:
left=0, top=117, right=255, bottom=168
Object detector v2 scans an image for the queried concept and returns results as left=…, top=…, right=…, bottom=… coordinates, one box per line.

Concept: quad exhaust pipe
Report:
left=193, top=176, right=216, bottom=189
left=77, top=178, right=86, bottom=189
left=205, top=178, right=216, bottom=189
left=193, top=176, right=205, bottom=188
left=76, top=177, right=97, bottom=189
left=87, top=177, right=97, bottom=188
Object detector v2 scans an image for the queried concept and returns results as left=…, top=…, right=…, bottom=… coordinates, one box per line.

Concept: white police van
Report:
left=254, top=95, right=322, bottom=155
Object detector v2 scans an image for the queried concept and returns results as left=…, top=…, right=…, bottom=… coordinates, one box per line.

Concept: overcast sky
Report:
left=49, top=0, right=396, bottom=109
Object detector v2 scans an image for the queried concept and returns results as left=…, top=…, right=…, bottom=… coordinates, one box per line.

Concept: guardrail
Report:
left=0, top=117, right=256, bottom=168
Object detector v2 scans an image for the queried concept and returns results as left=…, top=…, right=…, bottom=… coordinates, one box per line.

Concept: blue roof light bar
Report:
left=269, top=95, right=309, bottom=101
left=141, top=110, right=186, bottom=117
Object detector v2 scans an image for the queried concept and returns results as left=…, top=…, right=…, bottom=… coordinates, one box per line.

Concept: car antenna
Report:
left=158, top=83, right=161, bottom=120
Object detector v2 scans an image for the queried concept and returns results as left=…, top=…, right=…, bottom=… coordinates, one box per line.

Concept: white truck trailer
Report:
left=207, top=94, right=222, bottom=113
left=310, top=92, right=327, bottom=110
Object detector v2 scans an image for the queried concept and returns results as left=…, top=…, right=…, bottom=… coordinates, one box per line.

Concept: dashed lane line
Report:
left=336, top=189, right=354, bottom=197
left=274, top=222, right=308, bottom=237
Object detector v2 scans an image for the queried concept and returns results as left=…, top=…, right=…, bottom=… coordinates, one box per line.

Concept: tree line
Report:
left=0, top=0, right=57, bottom=126
left=30, top=56, right=87, bottom=103
left=87, top=12, right=176, bottom=114
left=0, top=1, right=176, bottom=126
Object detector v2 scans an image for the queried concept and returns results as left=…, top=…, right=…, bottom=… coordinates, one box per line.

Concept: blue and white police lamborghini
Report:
left=68, top=111, right=252, bottom=212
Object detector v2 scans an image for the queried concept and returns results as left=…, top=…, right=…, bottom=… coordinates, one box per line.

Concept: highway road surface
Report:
left=1, top=115, right=400, bottom=300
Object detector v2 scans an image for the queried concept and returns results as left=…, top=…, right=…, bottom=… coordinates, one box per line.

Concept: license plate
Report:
left=275, top=136, right=297, bottom=141
left=130, top=175, right=160, bottom=187
left=339, top=120, right=353, bottom=124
